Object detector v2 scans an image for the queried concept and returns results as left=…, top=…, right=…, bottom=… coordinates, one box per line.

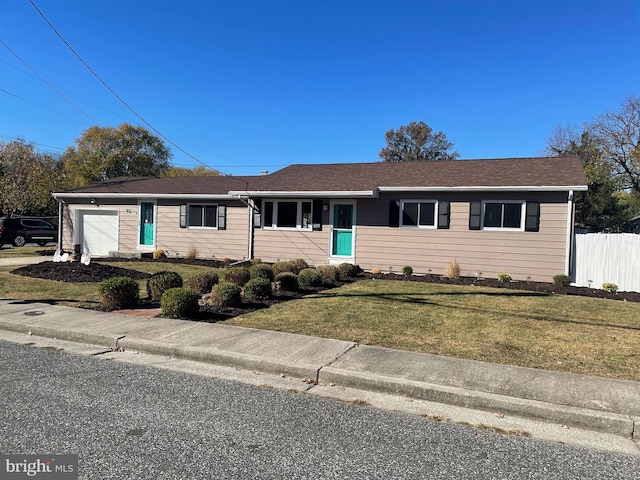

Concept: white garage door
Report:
left=80, top=211, right=118, bottom=256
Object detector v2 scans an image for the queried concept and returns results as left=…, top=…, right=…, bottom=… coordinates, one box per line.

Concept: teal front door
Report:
left=139, top=202, right=155, bottom=246
left=331, top=203, right=354, bottom=257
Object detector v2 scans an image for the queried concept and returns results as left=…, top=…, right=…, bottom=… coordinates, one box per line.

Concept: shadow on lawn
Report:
left=312, top=290, right=640, bottom=332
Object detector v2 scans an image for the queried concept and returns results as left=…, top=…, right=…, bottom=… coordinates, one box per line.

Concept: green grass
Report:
left=1, top=261, right=639, bottom=381
left=0, top=246, right=56, bottom=258
left=226, top=280, right=640, bottom=381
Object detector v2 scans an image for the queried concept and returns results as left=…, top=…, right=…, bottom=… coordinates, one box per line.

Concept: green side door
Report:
left=139, top=202, right=155, bottom=246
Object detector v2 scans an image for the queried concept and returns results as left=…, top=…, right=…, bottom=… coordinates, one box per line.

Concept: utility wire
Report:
left=0, top=38, right=98, bottom=124
left=0, top=87, right=91, bottom=126
left=28, top=0, right=220, bottom=174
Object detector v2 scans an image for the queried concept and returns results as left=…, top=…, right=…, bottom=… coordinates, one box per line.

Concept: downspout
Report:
left=564, top=190, right=575, bottom=276
left=57, top=198, right=63, bottom=252
left=248, top=198, right=254, bottom=261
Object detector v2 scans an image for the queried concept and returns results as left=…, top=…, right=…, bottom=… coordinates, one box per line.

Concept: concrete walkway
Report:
left=0, top=298, right=638, bottom=440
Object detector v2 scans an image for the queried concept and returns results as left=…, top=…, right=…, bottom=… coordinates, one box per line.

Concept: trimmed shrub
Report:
left=317, top=264, right=339, bottom=283
left=553, top=274, right=572, bottom=287
left=288, top=258, right=309, bottom=274
left=99, top=276, right=139, bottom=310
left=224, top=267, right=251, bottom=286
left=244, top=277, right=272, bottom=301
left=337, top=262, right=360, bottom=280
left=209, top=281, right=242, bottom=307
left=370, top=267, right=382, bottom=275
left=161, top=287, right=200, bottom=318
left=249, top=263, right=275, bottom=282
left=188, top=271, right=219, bottom=294
left=497, top=272, right=512, bottom=283
left=146, top=271, right=183, bottom=301
left=275, top=272, right=298, bottom=292
left=272, top=261, right=292, bottom=275
left=602, top=282, right=618, bottom=293
left=402, top=266, right=413, bottom=277
left=298, top=268, right=323, bottom=288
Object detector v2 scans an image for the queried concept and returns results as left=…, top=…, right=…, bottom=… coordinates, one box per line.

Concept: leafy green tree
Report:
left=545, top=126, right=629, bottom=232
left=379, top=121, right=459, bottom=162
left=63, top=123, right=172, bottom=186
left=0, top=139, right=66, bottom=216
left=160, top=165, right=219, bottom=177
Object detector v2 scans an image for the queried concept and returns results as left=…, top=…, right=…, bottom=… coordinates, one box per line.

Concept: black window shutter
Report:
left=179, top=204, right=187, bottom=228
left=469, top=201, right=482, bottom=230
left=217, top=205, right=226, bottom=230
left=312, top=199, right=323, bottom=231
left=389, top=200, right=400, bottom=227
left=437, top=201, right=450, bottom=229
left=525, top=201, right=540, bottom=232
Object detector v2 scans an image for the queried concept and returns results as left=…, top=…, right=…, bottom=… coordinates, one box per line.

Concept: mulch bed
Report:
left=9, top=259, right=640, bottom=323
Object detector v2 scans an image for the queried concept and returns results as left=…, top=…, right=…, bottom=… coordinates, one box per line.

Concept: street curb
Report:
left=0, top=320, right=323, bottom=381
left=319, top=367, right=636, bottom=438
left=118, top=337, right=322, bottom=381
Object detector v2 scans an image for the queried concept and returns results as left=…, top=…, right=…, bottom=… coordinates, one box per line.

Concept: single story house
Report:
left=53, top=156, right=588, bottom=282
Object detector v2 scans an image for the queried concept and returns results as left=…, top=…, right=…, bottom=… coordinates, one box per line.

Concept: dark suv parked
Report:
left=0, top=217, right=58, bottom=247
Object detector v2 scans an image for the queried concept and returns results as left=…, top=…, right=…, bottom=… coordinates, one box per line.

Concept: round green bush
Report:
left=316, top=264, right=339, bottom=284
left=224, top=267, right=251, bottom=286
left=552, top=274, right=572, bottom=287
left=243, top=277, right=272, bottom=301
left=249, top=263, right=275, bottom=282
left=402, top=266, right=413, bottom=277
left=161, top=287, right=200, bottom=318
left=275, top=272, right=298, bottom=292
left=188, top=271, right=219, bottom=294
left=146, top=271, right=183, bottom=301
left=297, top=268, right=323, bottom=288
left=337, top=262, right=360, bottom=280
left=99, top=276, right=140, bottom=310
left=209, top=281, right=242, bottom=307
left=288, top=259, right=309, bottom=274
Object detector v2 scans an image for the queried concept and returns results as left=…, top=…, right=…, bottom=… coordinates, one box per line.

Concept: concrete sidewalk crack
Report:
left=314, top=342, right=358, bottom=384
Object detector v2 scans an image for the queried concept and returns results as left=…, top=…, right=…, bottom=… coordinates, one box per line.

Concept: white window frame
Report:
left=482, top=201, right=525, bottom=231
left=187, top=203, right=219, bottom=229
left=262, top=199, right=313, bottom=231
left=400, top=200, right=438, bottom=229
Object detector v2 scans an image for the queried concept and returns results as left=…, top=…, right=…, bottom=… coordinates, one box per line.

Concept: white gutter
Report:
left=53, top=193, right=236, bottom=200
left=228, top=190, right=378, bottom=198
left=378, top=185, right=588, bottom=192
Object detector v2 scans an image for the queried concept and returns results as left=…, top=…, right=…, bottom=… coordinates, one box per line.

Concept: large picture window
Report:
left=262, top=200, right=313, bottom=230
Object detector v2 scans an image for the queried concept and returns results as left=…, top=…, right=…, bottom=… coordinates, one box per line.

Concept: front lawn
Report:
left=1, top=262, right=639, bottom=381
left=226, top=280, right=640, bottom=381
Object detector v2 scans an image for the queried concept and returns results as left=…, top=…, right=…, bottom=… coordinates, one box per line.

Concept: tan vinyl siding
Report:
left=156, top=202, right=249, bottom=260
left=355, top=194, right=569, bottom=282
left=254, top=229, right=329, bottom=266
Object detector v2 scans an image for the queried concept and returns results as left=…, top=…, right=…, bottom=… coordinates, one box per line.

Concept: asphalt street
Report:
left=1, top=340, right=638, bottom=480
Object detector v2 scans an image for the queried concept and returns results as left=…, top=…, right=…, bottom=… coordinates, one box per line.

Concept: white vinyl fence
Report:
left=573, top=233, right=640, bottom=292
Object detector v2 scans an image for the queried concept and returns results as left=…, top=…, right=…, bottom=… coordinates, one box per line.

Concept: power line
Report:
left=28, top=0, right=219, bottom=173
left=0, top=38, right=98, bottom=124
left=0, top=88, right=91, bottom=126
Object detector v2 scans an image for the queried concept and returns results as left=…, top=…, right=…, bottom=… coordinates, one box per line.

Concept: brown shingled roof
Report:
left=56, top=157, right=586, bottom=196
left=243, top=157, right=587, bottom=192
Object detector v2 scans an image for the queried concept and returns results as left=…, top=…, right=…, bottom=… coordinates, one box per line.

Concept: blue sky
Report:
left=1, top=0, right=638, bottom=176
